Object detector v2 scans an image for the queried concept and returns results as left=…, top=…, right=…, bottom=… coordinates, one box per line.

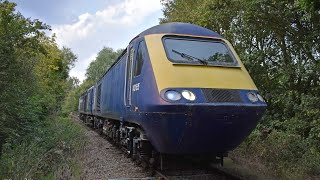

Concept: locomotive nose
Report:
left=143, top=104, right=266, bottom=154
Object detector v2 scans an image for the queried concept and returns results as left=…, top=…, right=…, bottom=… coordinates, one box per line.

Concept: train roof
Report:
left=80, top=86, right=94, bottom=97
left=84, top=23, right=224, bottom=95
left=136, top=22, right=224, bottom=39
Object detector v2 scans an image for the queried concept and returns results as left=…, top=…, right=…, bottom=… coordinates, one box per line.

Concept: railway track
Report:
left=71, top=113, right=243, bottom=180
left=154, top=170, right=227, bottom=180
left=150, top=155, right=242, bottom=180
left=169, top=169, right=243, bottom=180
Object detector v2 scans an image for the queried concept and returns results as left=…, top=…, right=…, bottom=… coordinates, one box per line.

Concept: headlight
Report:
left=164, top=90, right=181, bottom=101
left=247, top=92, right=258, bottom=102
left=257, top=94, right=265, bottom=102
left=181, top=90, right=196, bottom=101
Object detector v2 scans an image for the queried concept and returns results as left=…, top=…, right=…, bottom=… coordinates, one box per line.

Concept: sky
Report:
left=11, top=0, right=163, bottom=82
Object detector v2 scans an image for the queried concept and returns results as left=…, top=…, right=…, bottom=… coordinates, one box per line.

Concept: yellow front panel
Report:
left=144, top=34, right=257, bottom=93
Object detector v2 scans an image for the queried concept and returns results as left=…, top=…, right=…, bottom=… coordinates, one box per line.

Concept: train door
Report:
left=90, top=88, right=94, bottom=114
left=125, top=45, right=135, bottom=110
left=131, top=40, right=147, bottom=112
left=84, top=93, right=87, bottom=112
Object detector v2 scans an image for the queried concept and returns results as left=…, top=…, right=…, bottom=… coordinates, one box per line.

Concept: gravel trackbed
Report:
left=78, top=129, right=148, bottom=179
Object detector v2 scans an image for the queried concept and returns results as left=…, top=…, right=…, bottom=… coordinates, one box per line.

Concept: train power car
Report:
left=79, top=22, right=267, bottom=166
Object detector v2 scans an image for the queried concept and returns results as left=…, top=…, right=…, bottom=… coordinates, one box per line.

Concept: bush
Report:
left=233, top=130, right=320, bottom=179
left=0, top=116, right=86, bottom=179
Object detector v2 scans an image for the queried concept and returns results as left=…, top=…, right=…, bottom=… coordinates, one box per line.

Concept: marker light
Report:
left=181, top=90, right=196, bottom=101
left=164, top=90, right=181, bottom=101
left=257, top=94, right=265, bottom=102
left=247, top=92, right=258, bottom=102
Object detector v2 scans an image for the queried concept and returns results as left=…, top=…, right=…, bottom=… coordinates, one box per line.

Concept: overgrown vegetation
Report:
left=0, top=117, right=85, bottom=179
left=161, top=0, right=320, bottom=178
left=0, top=1, right=84, bottom=178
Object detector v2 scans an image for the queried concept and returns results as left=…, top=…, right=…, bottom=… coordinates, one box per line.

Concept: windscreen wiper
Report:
left=172, top=49, right=207, bottom=65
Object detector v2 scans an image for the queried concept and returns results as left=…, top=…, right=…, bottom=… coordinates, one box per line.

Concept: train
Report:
left=79, top=22, right=267, bottom=166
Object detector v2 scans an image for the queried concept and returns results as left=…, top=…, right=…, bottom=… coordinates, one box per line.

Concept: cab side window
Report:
left=134, top=41, right=147, bottom=76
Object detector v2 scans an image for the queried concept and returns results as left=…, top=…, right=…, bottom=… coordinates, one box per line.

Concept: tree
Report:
left=85, top=47, right=123, bottom=82
left=161, top=0, right=320, bottom=177
left=62, top=47, right=123, bottom=114
left=161, top=0, right=320, bottom=130
left=0, top=0, right=77, bottom=153
left=0, top=0, right=49, bottom=151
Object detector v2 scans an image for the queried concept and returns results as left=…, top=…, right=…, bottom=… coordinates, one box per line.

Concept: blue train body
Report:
left=79, top=23, right=267, bottom=159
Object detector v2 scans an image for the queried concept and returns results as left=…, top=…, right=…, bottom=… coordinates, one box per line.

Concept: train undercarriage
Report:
left=79, top=113, right=226, bottom=170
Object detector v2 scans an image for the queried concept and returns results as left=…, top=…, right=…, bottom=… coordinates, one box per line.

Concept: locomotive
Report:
left=79, top=22, right=267, bottom=166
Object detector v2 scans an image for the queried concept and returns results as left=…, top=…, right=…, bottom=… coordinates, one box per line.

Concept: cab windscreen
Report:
left=162, top=36, right=239, bottom=67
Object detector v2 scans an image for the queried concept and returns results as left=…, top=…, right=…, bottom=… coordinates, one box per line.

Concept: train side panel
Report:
left=78, top=95, right=85, bottom=113
left=90, top=87, right=94, bottom=114
left=84, top=87, right=94, bottom=115
left=98, top=53, right=127, bottom=119
left=92, top=85, right=97, bottom=114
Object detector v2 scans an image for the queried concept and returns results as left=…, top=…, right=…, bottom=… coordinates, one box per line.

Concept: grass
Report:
left=0, top=116, right=86, bottom=179
left=230, top=130, right=320, bottom=180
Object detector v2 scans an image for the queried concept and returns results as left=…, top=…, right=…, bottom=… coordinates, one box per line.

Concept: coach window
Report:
left=134, top=41, right=146, bottom=76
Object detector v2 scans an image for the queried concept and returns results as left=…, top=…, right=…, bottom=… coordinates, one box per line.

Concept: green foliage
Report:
left=61, top=78, right=80, bottom=115
left=234, top=130, right=320, bottom=179
left=62, top=79, right=92, bottom=115
left=0, top=116, right=85, bottom=179
left=62, top=47, right=123, bottom=114
left=1, top=0, right=49, bottom=151
left=85, top=47, right=123, bottom=82
left=296, top=0, right=320, bottom=11
left=162, top=0, right=320, bottom=178
left=0, top=0, right=77, bottom=144
left=0, top=0, right=82, bottom=178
